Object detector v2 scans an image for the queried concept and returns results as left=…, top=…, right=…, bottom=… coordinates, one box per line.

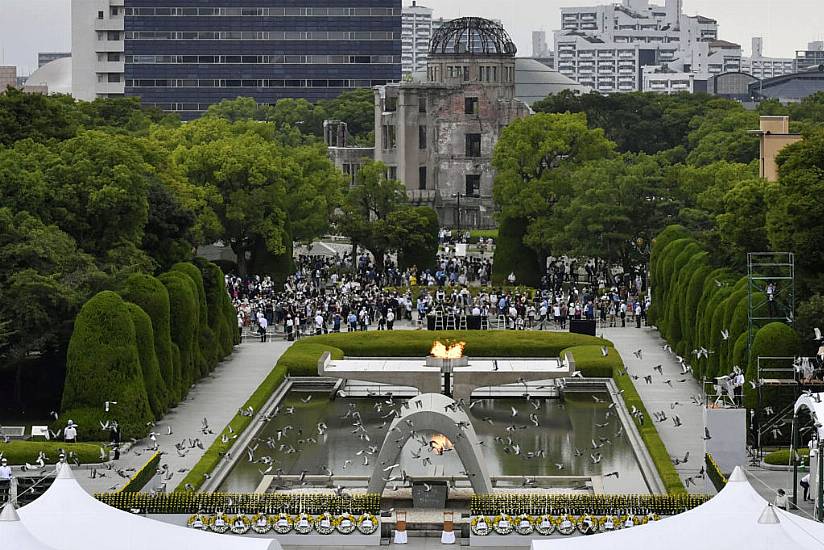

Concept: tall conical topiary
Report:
left=172, top=262, right=216, bottom=374
left=159, top=271, right=198, bottom=396
left=119, top=273, right=178, bottom=406
left=61, top=291, right=153, bottom=440
left=125, top=303, right=168, bottom=418
left=195, top=258, right=234, bottom=358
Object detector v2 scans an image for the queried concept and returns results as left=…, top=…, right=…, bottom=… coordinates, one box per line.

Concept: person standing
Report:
left=801, top=473, right=811, bottom=501
left=635, top=302, right=642, bottom=328
left=258, top=315, right=268, bottom=342
left=386, top=309, right=395, bottom=330
left=0, top=458, right=12, bottom=482
left=64, top=420, right=77, bottom=444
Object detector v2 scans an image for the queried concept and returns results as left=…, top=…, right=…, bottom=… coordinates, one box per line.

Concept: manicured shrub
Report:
left=0, top=441, right=105, bottom=465
left=126, top=303, right=168, bottom=417
left=119, top=273, right=177, bottom=406
left=656, top=238, right=695, bottom=335
left=745, top=322, right=800, bottom=409
left=61, top=291, right=153, bottom=440
left=681, top=257, right=711, bottom=353
left=665, top=241, right=701, bottom=344
left=278, top=343, right=344, bottom=376
left=195, top=259, right=234, bottom=358
left=159, top=271, right=198, bottom=395
left=731, top=332, right=749, bottom=374
left=173, top=262, right=215, bottom=374
left=492, top=217, right=540, bottom=287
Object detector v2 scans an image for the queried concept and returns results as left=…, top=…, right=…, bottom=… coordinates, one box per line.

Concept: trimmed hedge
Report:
left=764, top=448, right=810, bottom=466
left=173, top=262, right=218, bottom=374
left=305, top=330, right=610, bottom=359
left=118, top=451, right=161, bottom=493
left=158, top=271, right=199, bottom=392
left=744, top=322, right=800, bottom=409
left=61, top=291, right=154, bottom=440
left=195, top=258, right=235, bottom=358
left=0, top=440, right=105, bottom=466
left=119, top=273, right=177, bottom=407
left=705, top=453, right=727, bottom=491
left=126, top=303, right=169, bottom=417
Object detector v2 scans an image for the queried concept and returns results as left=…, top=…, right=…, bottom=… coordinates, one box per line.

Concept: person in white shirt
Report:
left=775, top=489, right=788, bottom=510
left=64, top=420, right=77, bottom=443
left=258, top=315, right=268, bottom=342
left=386, top=310, right=395, bottom=330
left=0, top=458, right=12, bottom=481
left=801, top=473, right=811, bottom=501
left=314, top=313, right=325, bottom=335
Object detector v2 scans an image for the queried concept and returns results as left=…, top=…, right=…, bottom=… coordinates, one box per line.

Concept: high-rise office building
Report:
left=402, top=2, right=434, bottom=77
left=532, top=31, right=549, bottom=58
left=72, top=0, right=401, bottom=118
left=554, top=0, right=741, bottom=94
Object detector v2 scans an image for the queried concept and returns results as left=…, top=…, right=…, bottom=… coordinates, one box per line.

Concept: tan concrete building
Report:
left=0, top=67, right=17, bottom=91
left=753, top=116, right=802, bottom=182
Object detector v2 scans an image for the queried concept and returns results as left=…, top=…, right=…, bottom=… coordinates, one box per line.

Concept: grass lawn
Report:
left=0, top=440, right=105, bottom=465
left=764, top=447, right=810, bottom=466
left=178, top=331, right=686, bottom=495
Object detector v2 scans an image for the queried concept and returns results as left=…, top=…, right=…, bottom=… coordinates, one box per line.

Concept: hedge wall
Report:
left=118, top=452, right=161, bottom=493
left=744, top=322, right=800, bottom=409
left=119, top=274, right=177, bottom=407
left=158, top=271, right=199, bottom=392
left=61, top=291, right=154, bottom=439
left=63, top=262, right=238, bottom=440
left=649, top=227, right=755, bottom=383
left=126, top=303, right=169, bottom=417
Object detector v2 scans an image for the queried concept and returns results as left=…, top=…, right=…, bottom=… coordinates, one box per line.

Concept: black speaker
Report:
left=569, top=319, right=597, bottom=337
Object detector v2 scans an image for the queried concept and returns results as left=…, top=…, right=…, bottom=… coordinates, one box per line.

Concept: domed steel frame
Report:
left=429, top=17, right=517, bottom=56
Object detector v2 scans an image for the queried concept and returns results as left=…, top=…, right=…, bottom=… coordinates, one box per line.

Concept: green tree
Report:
left=337, top=161, right=408, bottom=272
left=0, top=88, right=81, bottom=145
left=767, top=131, right=824, bottom=294
left=391, top=206, right=440, bottom=271
left=686, top=108, right=760, bottom=167
left=492, top=112, right=615, bottom=263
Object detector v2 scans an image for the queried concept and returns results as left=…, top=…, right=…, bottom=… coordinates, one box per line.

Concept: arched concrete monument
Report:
left=367, top=393, right=493, bottom=495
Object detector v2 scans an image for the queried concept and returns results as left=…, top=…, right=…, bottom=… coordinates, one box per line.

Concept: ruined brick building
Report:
left=328, top=17, right=585, bottom=229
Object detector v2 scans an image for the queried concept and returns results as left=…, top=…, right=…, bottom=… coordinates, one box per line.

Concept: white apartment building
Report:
left=554, top=0, right=741, bottom=94
left=740, top=38, right=796, bottom=80
left=402, top=2, right=435, bottom=77
left=71, top=0, right=125, bottom=100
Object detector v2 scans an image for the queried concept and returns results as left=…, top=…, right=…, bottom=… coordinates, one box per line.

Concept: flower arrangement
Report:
left=556, top=514, right=576, bottom=535
left=492, top=513, right=514, bottom=535
left=534, top=515, right=555, bottom=535
left=470, top=515, right=492, bottom=536
left=337, top=513, right=357, bottom=534
left=469, top=493, right=709, bottom=517
left=356, top=513, right=379, bottom=535
left=187, top=513, right=209, bottom=530
left=273, top=512, right=293, bottom=534
left=515, top=514, right=534, bottom=535
left=210, top=513, right=230, bottom=534
left=294, top=513, right=314, bottom=534
left=315, top=513, right=335, bottom=535
left=576, top=514, right=598, bottom=534
left=600, top=514, right=619, bottom=531
left=251, top=513, right=271, bottom=534
left=228, top=515, right=250, bottom=535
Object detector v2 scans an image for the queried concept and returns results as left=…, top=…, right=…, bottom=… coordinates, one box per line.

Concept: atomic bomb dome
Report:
left=429, top=17, right=517, bottom=57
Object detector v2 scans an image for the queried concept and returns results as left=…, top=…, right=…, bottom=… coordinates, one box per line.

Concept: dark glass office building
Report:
left=124, top=1, right=401, bottom=119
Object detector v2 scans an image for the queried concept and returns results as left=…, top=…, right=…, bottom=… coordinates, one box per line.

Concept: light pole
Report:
left=451, top=192, right=462, bottom=229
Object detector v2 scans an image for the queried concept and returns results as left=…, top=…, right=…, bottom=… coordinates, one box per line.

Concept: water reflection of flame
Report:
left=430, top=434, right=454, bottom=455
left=430, top=341, right=465, bottom=359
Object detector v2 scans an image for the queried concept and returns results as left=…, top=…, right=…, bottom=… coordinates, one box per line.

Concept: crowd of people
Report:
left=225, top=249, right=648, bottom=340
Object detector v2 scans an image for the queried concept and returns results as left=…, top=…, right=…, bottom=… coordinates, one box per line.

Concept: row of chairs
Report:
left=423, top=313, right=511, bottom=331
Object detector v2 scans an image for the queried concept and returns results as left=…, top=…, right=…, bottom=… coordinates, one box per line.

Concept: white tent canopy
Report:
left=18, top=465, right=281, bottom=550
left=532, top=467, right=824, bottom=550
left=0, top=502, right=60, bottom=550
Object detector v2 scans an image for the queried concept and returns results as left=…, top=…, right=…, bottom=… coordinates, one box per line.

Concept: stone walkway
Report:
left=600, top=325, right=710, bottom=495
left=75, top=339, right=293, bottom=494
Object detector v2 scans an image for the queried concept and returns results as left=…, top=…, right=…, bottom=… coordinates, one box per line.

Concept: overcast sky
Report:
left=1, top=0, right=823, bottom=76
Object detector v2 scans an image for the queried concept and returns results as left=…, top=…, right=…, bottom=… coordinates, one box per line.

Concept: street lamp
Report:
left=451, top=192, right=462, bottom=229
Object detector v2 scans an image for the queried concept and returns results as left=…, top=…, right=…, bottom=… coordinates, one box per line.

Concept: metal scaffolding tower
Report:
left=747, top=252, right=795, bottom=354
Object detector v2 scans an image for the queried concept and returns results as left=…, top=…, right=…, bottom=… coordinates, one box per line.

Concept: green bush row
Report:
left=564, top=345, right=687, bottom=495
left=118, top=452, right=161, bottom=493
left=0, top=440, right=105, bottom=466
left=61, top=260, right=237, bottom=440
left=648, top=226, right=799, bottom=400
left=704, top=453, right=727, bottom=492
left=763, top=447, right=810, bottom=466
